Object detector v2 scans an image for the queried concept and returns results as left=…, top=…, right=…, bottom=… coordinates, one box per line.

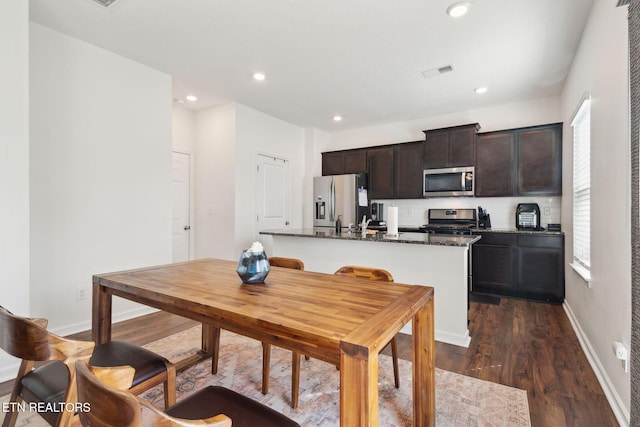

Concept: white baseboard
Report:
left=563, top=302, right=630, bottom=427
left=51, top=306, right=158, bottom=337
left=400, top=323, right=471, bottom=348
left=0, top=306, right=159, bottom=383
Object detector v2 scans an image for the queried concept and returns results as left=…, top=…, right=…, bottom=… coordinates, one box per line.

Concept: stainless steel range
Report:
left=420, top=208, right=477, bottom=235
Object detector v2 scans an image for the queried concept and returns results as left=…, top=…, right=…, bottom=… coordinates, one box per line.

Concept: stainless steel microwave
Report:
left=423, top=166, right=475, bottom=197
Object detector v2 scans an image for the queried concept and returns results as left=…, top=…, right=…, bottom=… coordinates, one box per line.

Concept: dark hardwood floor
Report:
left=0, top=297, right=618, bottom=426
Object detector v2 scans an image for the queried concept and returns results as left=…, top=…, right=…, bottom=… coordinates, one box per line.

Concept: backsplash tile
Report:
left=373, top=196, right=561, bottom=230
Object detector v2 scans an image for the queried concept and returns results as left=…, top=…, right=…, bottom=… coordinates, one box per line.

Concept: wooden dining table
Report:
left=92, top=258, right=435, bottom=426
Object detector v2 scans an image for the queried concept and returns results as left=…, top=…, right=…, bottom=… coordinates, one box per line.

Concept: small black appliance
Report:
left=370, top=202, right=384, bottom=221
left=516, top=203, right=541, bottom=230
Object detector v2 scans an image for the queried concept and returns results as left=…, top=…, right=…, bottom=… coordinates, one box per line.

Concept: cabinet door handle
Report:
left=184, top=225, right=191, bottom=231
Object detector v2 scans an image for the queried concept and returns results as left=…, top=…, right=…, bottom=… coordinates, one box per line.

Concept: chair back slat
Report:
left=0, top=306, right=52, bottom=361
left=77, top=361, right=233, bottom=427
left=76, top=361, right=142, bottom=427
left=334, top=265, right=394, bottom=282
left=268, top=257, right=304, bottom=270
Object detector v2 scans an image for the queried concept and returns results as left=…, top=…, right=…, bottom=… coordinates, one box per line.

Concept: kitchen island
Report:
left=260, top=228, right=480, bottom=347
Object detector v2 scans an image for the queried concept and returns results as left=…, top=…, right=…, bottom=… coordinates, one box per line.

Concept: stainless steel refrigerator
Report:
left=313, top=174, right=369, bottom=228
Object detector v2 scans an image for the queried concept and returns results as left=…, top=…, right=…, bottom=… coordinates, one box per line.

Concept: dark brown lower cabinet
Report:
left=472, top=232, right=565, bottom=303
left=472, top=233, right=516, bottom=295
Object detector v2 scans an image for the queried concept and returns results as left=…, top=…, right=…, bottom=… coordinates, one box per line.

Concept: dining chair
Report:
left=209, top=256, right=306, bottom=408
left=263, top=257, right=305, bottom=405
left=0, top=306, right=176, bottom=427
left=267, top=257, right=304, bottom=271
left=284, top=265, right=401, bottom=408
left=334, top=265, right=400, bottom=389
left=75, top=360, right=301, bottom=427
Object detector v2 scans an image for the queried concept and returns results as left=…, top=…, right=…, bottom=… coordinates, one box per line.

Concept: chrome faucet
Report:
left=361, top=215, right=372, bottom=238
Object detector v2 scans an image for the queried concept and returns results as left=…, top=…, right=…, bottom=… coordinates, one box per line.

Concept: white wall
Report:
left=560, top=2, right=631, bottom=424
left=194, top=103, right=307, bottom=260
left=194, top=104, right=237, bottom=260
left=324, top=96, right=561, bottom=152
left=172, top=105, right=197, bottom=260
left=303, top=128, right=330, bottom=228
left=0, top=0, right=30, bottom=313
left=172, top=105, right=197, bottom=153
left=235, top=104, right=306, bottom=255
left=0, top=0, right=30, bottom=374
left=29, top=23, right=173, bottom=334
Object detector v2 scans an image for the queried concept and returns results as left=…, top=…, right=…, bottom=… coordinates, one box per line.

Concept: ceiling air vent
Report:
left=421, top=65, right=454, bottom=79
left=616, top=0, right=630, bottom=6
left=90, top=0, right=118, bottom=7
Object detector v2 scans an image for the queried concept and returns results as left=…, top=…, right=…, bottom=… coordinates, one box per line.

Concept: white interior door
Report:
left=172, top=151, right=191, bottom=262
left=256, top=154, right=290, bottom=239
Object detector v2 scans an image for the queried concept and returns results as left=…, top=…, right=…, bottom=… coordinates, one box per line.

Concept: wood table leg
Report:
left=291, top=352, right=301, bottom=409
left=262, top=342, right=271, bottom=395
left=340, top=343, right=378, bottom=426
left=91, top=282, right=112, bottom=344
left=206, top=325, right=220, bottom=374
left=201, top=324, right=214, bottom=355
left=413, top=296, right=436, bottom=427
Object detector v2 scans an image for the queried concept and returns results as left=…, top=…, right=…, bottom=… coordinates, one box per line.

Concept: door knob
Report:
left=184, top=225, right=191, bottom=230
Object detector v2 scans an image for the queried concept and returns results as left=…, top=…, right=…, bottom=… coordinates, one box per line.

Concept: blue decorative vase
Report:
left=236, top=249, right=270, bottom=284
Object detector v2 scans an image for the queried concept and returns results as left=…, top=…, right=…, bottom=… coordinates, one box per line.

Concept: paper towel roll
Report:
left=387, top=206, right=398, bottom=236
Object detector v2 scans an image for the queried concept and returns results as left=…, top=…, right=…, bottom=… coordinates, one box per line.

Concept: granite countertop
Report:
left=472, top=228, right=564, bottom=235
left=260, top=228, right=480, bottom=247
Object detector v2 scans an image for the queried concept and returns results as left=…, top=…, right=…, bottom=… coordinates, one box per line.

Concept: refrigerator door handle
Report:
left=330, top=178, right=335, bottom=222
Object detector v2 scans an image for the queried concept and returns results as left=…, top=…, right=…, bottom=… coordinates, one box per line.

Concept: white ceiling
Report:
left=29, top=0, right=595, bottom=131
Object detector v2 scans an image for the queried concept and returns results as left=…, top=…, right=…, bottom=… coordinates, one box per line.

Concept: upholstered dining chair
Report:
left=0, top=306, right=176, bottom=427
left=75, top=360, right=300, bottom=427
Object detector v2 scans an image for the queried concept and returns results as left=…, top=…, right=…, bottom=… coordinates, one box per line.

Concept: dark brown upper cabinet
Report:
left=393, top=142, right=424, bottom=198
left=367, top=146, right=394, bottom=199
left=423, top=123, right=480, bottom=169
left=517, top=124, right=562, bottom=196
left=321, top=148, right=367, bottom=176
left=475, top=131, right=516, bottom=197
left=475, top=123, right=562, bottom=197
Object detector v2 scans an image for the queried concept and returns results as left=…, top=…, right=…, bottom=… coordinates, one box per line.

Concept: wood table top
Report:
left=93, top=258, right=433, bottom=362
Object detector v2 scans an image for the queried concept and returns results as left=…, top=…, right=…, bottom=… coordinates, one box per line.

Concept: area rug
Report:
left=2, top=326, right=531, bottom=426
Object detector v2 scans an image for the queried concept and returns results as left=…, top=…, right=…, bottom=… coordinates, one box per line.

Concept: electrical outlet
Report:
left=76, top=286, right=88, bottom=301
left=613, top=341, right=627, bottom=360
left=613, top=341, right=629, bottom=373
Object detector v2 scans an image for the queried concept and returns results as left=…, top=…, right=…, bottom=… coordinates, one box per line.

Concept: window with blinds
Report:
left=571, top=96, right=591, bottom=278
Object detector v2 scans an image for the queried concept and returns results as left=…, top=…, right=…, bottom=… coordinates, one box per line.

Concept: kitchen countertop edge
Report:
left=260, top=229, right=480, bottom=247
left=472, top=228, right=564, bottom=235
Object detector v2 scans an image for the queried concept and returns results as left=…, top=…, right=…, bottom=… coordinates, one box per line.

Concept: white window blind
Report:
left=572, top=97, right=591, bottom=271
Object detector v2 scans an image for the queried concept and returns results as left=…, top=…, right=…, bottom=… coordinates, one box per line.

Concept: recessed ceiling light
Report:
left=253, top=72, right=266, bottom=81
left=446, top=2, right=469, bottom=17
left=474, top=87, right=488, bottom=94
left=185, top=95, right=198, bottom=102
left=333, top=115, right=343, bottom=122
